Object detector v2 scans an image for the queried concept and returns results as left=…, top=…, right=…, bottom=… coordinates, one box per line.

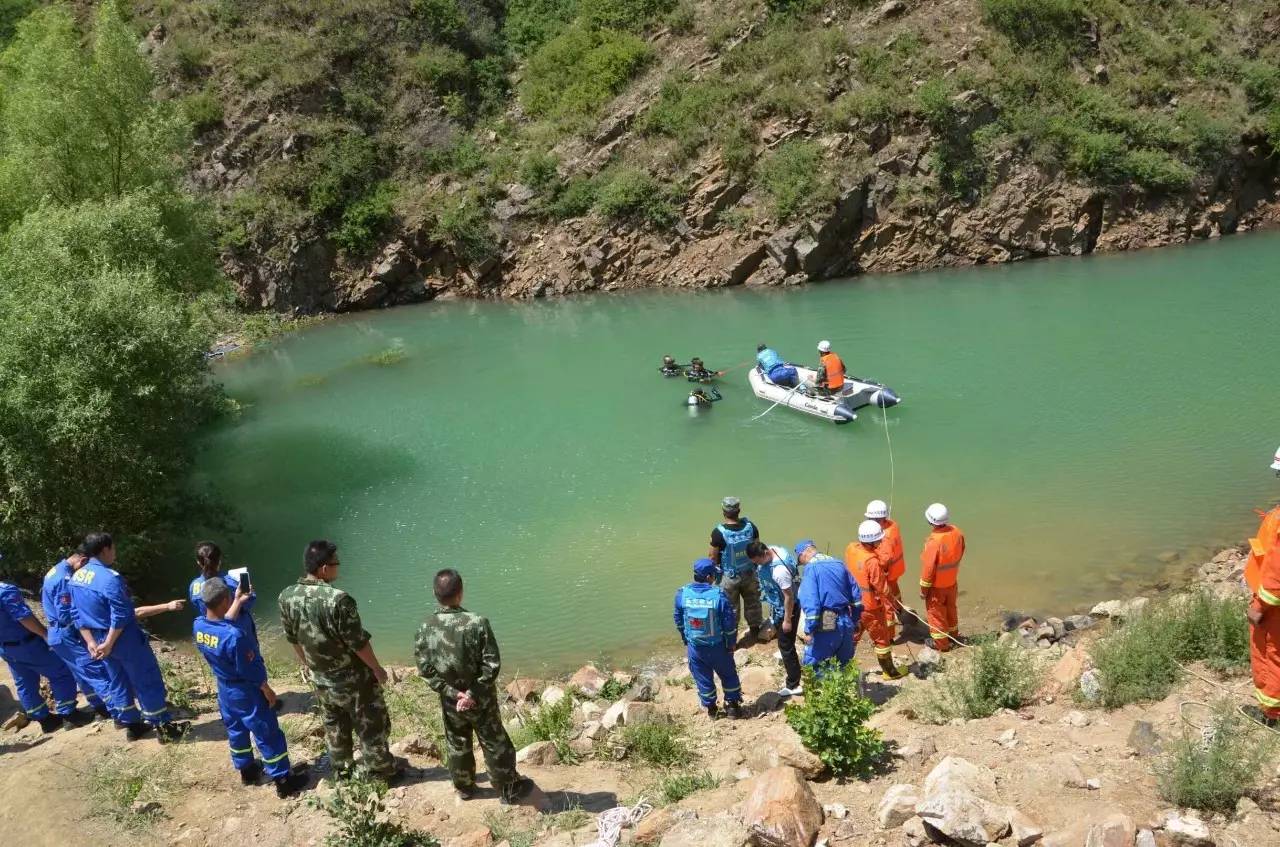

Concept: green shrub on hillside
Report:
left=756, top=140, right=828, bottom=221
left=980, top=0, right=1082, bottom=48
left=334, top=181, right=397, bottom=255
left=907, top=641, right=1041, bottom=723
left=620, top=720, right=692, bottom=768
left=1155, top=702, right=1276, bottom=813
left=506, top=696, right=578, bottom=762
left=1090, top=610, right=1180, bottom=708
left=639, top=74, right=734, bottom=159
left=182, top=88, right=224, bottom=133
left=432, top=194, right=496, bottom=262
left=521, top=23, right=653, bottom=122
left=785, top=662, right=883, bottom=778
left=548, top=175, right=598, bottom=218
left=593, top=167, right=678, bottom=229
left=578, top=0, right=675, bottom=32
left=504, top=0, right=577, bottom=55
left=0, top=0, right=35, bottom=47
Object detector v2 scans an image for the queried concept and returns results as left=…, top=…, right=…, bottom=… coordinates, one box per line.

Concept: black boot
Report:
left=156, top=721, right=191, bottom=744
left=93, top=704, right=112, bottom=720
left=123, top=721, right=151, bottom=741
left=274, top=771, right=308, bottom=799
left=37, top=714, right=64, bottom=733
left=724, top=702, right=743, bottom=720
left=240, top=761, right=264, bottom=785
left=706, top=704, right=720, bottom=720
left=499, top=776, right=535, bottom=806
left=64, top=709, right=94, bottom=728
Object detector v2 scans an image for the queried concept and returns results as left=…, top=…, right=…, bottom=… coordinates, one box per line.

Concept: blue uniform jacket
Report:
left=673, top=582, right=738, bottom=650
left=756, top=348, right=784, bottom=372
left=0, top=582, right=35, bottom=642
left=189, top=572, right=256, bottom=627
left=41, top=560, right=82, bottom=646
left=193, top=616, right=267, bottom=690
left=797, top=554, right=862, bottom=621
left=68, top=558, right=136, bottom=634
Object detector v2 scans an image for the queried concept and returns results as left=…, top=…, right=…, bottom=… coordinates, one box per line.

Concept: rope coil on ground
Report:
left=584, top=799, right=652, bottom=847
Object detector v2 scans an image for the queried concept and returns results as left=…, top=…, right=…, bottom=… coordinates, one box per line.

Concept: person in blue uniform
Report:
left=673, top=558, right=742, bottom=720
left=189, top=542, right=256, bottom=634
left=68, top=532, right=191, bottom=742
left=794, top=540, right=861, bottom=673
left=41, top=550, right=128, bottom=721
left=0, top=580, right=89, bottom=732
left=756, top=343, right=799, bottom=388
left=194, top=578, right=308, bottom=798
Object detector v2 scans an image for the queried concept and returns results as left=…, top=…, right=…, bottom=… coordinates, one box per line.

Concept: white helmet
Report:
left=1271, top=445, right=1280, bottom=471
left=817, top=340, right=831, bottom=353
left=925, top=503, right=950, bottom=526
left=865, top=499, right=889, bottom=520
left=858, top=519, right=885, bottom=544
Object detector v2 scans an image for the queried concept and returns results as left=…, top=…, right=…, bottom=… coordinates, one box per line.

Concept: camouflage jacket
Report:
left=414, top=605, right=501, bottom=703
left=278, top=576, right=371, bottom=688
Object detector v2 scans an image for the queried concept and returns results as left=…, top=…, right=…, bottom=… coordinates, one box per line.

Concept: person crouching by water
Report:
left=674, top=558, right=742, bottom=720
left=660, top=355, right=684, bottom=377
left=756, top=343, right=799, bottom=388
left=748, top=541, right=802, bottom=697
left=686, top=358, right=720, bottom=383
left=794, top=540, right=861, bottom=674
left=193, top=578, right=308, bottom=798
left=415, top=568, right=534, bottom=804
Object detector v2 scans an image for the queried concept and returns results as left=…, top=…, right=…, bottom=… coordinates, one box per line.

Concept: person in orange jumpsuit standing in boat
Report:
left=864, top=499, right=908, bottom=637
left=919, top=503, right=965, bottom=652
left=1246, top=446, right=1280, bottom=724
left=845, top=520, right=908, bottom=679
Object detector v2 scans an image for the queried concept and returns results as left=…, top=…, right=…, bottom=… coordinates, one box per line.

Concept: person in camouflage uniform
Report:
left=414, top=568, right=533, bottom=803
left=278, top=540, right=403, bottom=783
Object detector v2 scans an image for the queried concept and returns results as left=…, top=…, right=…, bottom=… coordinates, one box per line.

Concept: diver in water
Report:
left=687, top=387, right=723, bottom=407
left=660, top=355, right=685, bottom=378
left=685, top=358, right=721, bottom=383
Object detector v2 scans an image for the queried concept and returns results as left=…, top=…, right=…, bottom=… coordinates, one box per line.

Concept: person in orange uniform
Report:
left=919, top=502, right=965, bottom=652
left=816, top=340, right=845, bottom=396
left=1245, top=446, right=1280, bottom=724
left=864, top=499, right=907, bottom=636
left=845, top=520, right=907, bottom=679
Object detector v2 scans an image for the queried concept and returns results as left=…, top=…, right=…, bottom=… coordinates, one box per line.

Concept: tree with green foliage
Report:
left=785, top=662, right=883, bottom=778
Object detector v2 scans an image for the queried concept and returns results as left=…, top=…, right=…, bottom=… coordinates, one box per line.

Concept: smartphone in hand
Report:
left=229, top=567, right=251, bottom=595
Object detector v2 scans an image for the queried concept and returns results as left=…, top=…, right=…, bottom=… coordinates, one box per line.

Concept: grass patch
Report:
left=334, top=181, right=397, bottom=256
left=318, top=777, right=438, bottom=847
left=593, top=167, right=678, bottom=229
left=1090, top=590, right=1250, bottom=708
left=1154, top=701, right=1277, bottom=813
left=905, top=640, right=1041, bottom=724
left=980, top=0, right=1083, bottom=49
left=756, top=140, right=832, bottom=221
left=785, top=662, right=883, bottom=778
left=507, top=696, right=578, bottom=763
left=544, top=804, right=591, bottom=832
left=159, top=657, right=214, bottom=715
left=280, top=713, right=324, bottom=751
left=521, top=23, right=653, bottom=124
left=655, top=770, right=720, bottom=804
left=89, top=746, right=183, bottom=828
left=181, top=87, right=224, bottom=133
left=432, top=194, right=497, bottom=263
left=597, top=676, right=631, bottom=702
left=384, top=675, right=446, bottom=751
left=484, top=809, right=541, bottom=847
left=619, top=719, right=691, bottom=768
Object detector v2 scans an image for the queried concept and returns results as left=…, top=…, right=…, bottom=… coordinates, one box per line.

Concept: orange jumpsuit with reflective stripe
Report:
left=1249, top=507, right=1280, bottom=718
left=844, top=542, right=893, bottom=656
left=879, top=518, right=905, bottom=611
left=920, top=524, right=965, bottom=651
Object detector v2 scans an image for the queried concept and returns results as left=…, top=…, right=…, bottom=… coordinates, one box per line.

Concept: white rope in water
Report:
left=880, top=398, right=896, bottom=512
left=750, top=382, right=802, bottom=422
left=583, top=799, right=653, bottom=847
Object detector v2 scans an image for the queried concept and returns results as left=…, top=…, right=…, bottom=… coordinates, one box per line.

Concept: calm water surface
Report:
left=171, top=233, right=1280, bottom=670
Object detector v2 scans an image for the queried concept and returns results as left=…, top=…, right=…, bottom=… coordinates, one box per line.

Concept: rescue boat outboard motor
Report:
left=871, top=387, right=901, bottom=408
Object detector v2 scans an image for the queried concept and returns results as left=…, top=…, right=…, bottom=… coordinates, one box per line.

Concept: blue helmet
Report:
left=693, top=557, right=720, bottom=580
left=793, top=539, right=816, bottom=558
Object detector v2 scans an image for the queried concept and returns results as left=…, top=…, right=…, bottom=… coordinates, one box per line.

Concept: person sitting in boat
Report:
left=686, top=358, right=720, bottom=383
left=660, top=355, right=684, bottom=378
left=815, top=340, right=846, bottom=397
left=756, top=343, right=799, bottom=388
left=687, top=387, right=722, bottom=407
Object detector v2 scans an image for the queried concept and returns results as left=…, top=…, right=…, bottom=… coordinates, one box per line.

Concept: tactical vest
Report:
left=719, top=519, right=757, bottom=577
left=758, top=548, right=798, bottom=619
left=680, top=585, right=722, bottom=648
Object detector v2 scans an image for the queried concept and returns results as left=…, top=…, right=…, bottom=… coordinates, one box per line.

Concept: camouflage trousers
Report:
left=721, top=569, right=764, bottom=632
left=440, top=693, right=517, bottom=793
left=314, top=677, right=396, bottom=779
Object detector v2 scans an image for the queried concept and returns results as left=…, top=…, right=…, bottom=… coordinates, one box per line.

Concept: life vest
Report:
left=756, top=348, right=783, bottom=372
left=819, top=351, right=845, bottom=390
left=719, top=519, right=757, bottom=577
left=758, top=546, right=798, bottom=615
left=921, top=525, right=965, bottom=589
left=680, top=585, right=723, bottom=647
left=844, top=543, right=886, bottom=609
left=1246, top=505, right=1280, bottom=593
left=880, top=519, right=905, bottom=582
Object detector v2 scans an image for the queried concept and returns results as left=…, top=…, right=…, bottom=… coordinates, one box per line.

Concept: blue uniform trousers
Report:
left=768, top=364, right=799, bottom=387
left=48, top=630, right=130, bottom=717
left=99, top=625, right=170, bottom=725
left=0, top=635, right=78, bottom=719
left=218, top=684, right=290, bottom=779
left=803, top=616, right=856, bottom=673
left=686, top=643, right=741, bottom=708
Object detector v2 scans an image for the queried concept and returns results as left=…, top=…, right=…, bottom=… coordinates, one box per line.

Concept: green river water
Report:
left=177, top=233, right=1280, bottom=672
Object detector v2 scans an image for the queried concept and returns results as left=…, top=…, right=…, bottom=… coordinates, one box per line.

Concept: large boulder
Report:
left=877, top=784, right=920, bottom=829
left=746, top=725, right=827, bottom=778
left=660, top=815, right=752, bottom=847
left=922, top=756, right=999, bottom=800
left=505, top=678, right=544, bottom=703
left=515, top=741, right=559, bottom=766
left=636, top=809, right=697, bottom=846
left=541, top=685, right=567, bottom=707
left=602, top=700, right=628, bottom=729
left=1160, top=811, right=1213, bottom=846
left=569, top=664, right=609, bottom=696
left=1085, top=812, right=1135, bottom=847
left=447, top=828, right=493, bottom=847
left=915, top=793, right=1013, bottom=846
left=741, top=766, right=824, bottom=847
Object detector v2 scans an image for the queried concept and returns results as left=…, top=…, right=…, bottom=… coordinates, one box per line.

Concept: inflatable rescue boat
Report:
left=747, top=365, right=901, bottom=425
